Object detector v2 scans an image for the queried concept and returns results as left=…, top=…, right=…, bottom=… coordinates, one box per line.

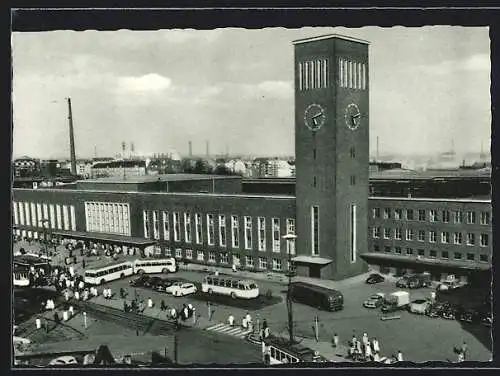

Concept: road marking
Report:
left=205, top=323, right=252, bottom=339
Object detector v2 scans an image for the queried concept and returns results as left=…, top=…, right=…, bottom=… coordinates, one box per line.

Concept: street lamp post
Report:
left=39, top=219, right=50, bottom=257
left=282, top=233, right=297, bottom=345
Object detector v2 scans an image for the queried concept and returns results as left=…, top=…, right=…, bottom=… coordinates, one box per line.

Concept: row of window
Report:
left=12, top=201, right=76, bottom=232
left=372, top=208, right=490, bottom=225
left=373, top=245, right=490, bottom=263
left=85, top=202, right=131, bottom=236
left=338, top=58, right=367, bottom=90
left=165, top=248, right=289, bottom=271
left=298, top=58, right=329, bottom=91
left=143, top=210, right=296, bottom=254
left=372, top=227, right=489, bottom=247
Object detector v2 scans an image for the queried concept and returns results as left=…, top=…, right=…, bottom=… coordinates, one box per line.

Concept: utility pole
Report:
left=67, top=97, right=77, bottom=175
left=283, top=233, right=297, bottom=344
left=173, top=317, right=179, bottom=364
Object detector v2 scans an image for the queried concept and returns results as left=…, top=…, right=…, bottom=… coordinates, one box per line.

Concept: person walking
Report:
left=82, top=259, right=86, bottom=269
left=160, top=300, right=167, bottom=311
left=461, top=341, right=468, bottom=360
left=457, top=351, right=465, bottom=363
left=365, top=341, right=373, bottom=360
left=228, top=315, right=235, bottom=326
left=397, top=350, right=404, bottom=362
left=362, top=332, right=369, bottom=347
left=332, top=333, right=339, bottom=348
left=372, top=338, right=380, bottom=355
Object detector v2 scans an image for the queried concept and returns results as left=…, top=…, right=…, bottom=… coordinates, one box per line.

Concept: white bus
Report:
left=13, top=271, right=30, bottom=287
left=133, top=258, right=177, bottom=274
left=84, top=261, right=134, bottom=285
left=201, top=274, right=259, bottom=299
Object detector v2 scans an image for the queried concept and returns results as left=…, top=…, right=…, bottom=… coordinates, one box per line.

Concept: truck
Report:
left=381, top=291, right=410, bottom=313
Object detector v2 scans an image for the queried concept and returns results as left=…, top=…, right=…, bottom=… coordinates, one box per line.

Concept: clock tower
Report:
left=293, top=34, right=370, bottom=280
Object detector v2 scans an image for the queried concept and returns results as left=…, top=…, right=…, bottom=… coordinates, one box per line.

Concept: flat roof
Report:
left=50, top=230, right=157, bottom=246
left=369, top=196, right=491, bottom=204
left=292, top=255, right=332, bottom=265
left=293, top=33, right=370, bottom=45
left=370, top=168, right=491, bottom=181
left=360, top=252, right=491, bottom=271
left=78, top=173, right=241, bottom=184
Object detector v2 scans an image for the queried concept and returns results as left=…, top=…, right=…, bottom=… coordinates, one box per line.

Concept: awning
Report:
left=360, top=252, right=491, bottom=271
left=292, top=255, right=332, bottom=265
left=50, top=230, right=157, bottom=247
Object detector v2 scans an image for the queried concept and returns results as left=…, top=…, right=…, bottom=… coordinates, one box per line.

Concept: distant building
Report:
left=90, top=159, right=147, bottom=179
left=13, top=157, right=40, bottom=178
left=224, top=159, right=247, bottom=175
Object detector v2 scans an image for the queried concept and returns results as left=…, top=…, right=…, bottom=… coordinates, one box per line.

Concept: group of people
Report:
left=347, top=332, right=389, bottom=362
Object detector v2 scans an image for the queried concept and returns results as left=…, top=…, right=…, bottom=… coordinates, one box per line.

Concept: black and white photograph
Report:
left=11, top=20, right=493, bottom=367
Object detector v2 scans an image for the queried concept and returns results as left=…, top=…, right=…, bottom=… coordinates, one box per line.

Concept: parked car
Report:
left=165, top=281, right=185, bottom=294
left=154, top=279, right=178, bottom=292
left=144, top=276, right=164, bottom=288
left=48, top=356, right=79, bottom=366
left=427, top=302, right=447, bottom=318
left=441, top=303, right=459, bottom=320
left=409, top=299, right=431, bottom=314
left=363, top=293, right=385, bottom=308
left=129, top=275, right=150, bottom=287
left=365, top=273, right=385, bottom=284
left=170, top=283, right=197, bottom=297
left=437, top=280, right=460, bottom=291
left=395, top=276, right=410, bottom=288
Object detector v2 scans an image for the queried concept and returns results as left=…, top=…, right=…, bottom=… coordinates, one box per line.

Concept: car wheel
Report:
left=162, top=268, right=168, bottom=274
left=208, top=288, right=213, bottom=295
left=120, top=273, right=125, bottom=279
left=230, top=292, right=237, bottom=299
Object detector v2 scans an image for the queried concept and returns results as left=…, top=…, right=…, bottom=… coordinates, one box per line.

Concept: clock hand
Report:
left=352, top=113, right=361, bottom=119
left=312, top=112, right=323, bottom=120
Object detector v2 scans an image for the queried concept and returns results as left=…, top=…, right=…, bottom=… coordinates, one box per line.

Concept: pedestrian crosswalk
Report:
left=204, top=323, right=253, bottom=339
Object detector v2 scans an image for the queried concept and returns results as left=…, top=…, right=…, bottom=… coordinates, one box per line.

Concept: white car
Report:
left=48, top=356, right=79, bottom=366
left=165, top=282, right=184, bottom=294
left=363, top=293, right=385, bottom=309
left=169, top=283, right=197, bottom=297
left=437, top=281, right=460, bottom=291
left=409, top=299, right=431, bottom=314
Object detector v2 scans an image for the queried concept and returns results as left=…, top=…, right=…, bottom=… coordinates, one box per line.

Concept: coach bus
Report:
left=84, top=261, right=134, bottom=285
left=133, top=258, right=177, bottom=274
left=262, top=337, right=328, bottom=365
left=201, top=273, right=259, bottom=299
left=13, top=271, right=30, bottom=287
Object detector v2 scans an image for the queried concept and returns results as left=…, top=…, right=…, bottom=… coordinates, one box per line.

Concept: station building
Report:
left=11, top=34, right=492, bottom=283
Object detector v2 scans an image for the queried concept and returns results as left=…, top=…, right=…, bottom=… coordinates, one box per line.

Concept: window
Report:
left=220, top=253, right=228, bottom=264
left=467, top=253, right=475, bottom=261
left=195, top=213, right=203, bottom=244
left=163, top=211, right=170, bottom=240
left=467, top=233, right=475, bottom=246
left=429, top=210, right=438, bottom=222
left=454, top=211, right=463, bottom=224
left=372, top=227, right=380, bottom=239
left=441, top=232, right=450, bottom=244
left=429, top=250, right=437, bottom=258
left=395, top=247, right=402, bottom=255
left=184, top=213, right=191, bottom=243
left=384, top=246, right=391, bottom=253
left=208, top=252, right=216, bottom=263
left=173, top=212, right=181, bottom=242
left=311, top=206, right=319, bottom=255
left=406, top=229, right=414, bottom=241
left=13, top=202, right=19, bottom=225
left=165, top=248, right=172, bottom=257
left=143, top=210, right=150, bottom=239
left=70, top=205, right=76, bottom=231
left=480, top=212, right=491, bottom=225
left=197, top=250, right=204, bottom=261
left=62, top=205, right=69, bottom=230
left=207, top=214, right=215, bottom=246
left=406, top=209, right=414, bottom=221
left=479, top=254, right=489, bottom=263
left=271, top=258, right=281, bottom=271
left=30, top=202, right=37, bottom=227
left=350, top=204, right=357, bottom=262
left=394, top=228, right=402, bottom=240
left=244, top=216, right=253, bottom=250
left=272, top=218, right=281, bottom=252
left=300, top=58, right=328, bottom=91
left=219, top=215, right=226, bottom=247
left=258, top=217, right=266, bottom=251
left=350, top=175, right=356, bottom=185
left=454, top=252, right=462, bottom=260
left=466, top=211, right=476, bottom=224
left=383, top=208, right=391, bottom=219
left=480, top=234, right=489, bottom=247
left=429, top=231, right=437, bottom=243
left=25, top=202, right=31, bottom=227
left=374, top=245, right=380, bottom=252
left=372, top=208, right=380, bottom=219
left=185, top=249, right=193, bottom=259
left=441, top=251, right=449, bottom=259
left=259, top=257, right=268, bottom=270
left=442, top=210, right=450, bottom=223
left=245, top=255, right=254, bottom=267
left=286, top=218, right=296, bottom=254
left=55, top=204, right=63, bottom=230
left=394, top=209, right=402, bottom=220
left=417, top=249, right=425, bottom=256
left=152, top=211, right=160, bottom=240
left=418, top=210, right=426, bottom=221
left=406, top=248, right=413, bottom=255
left=383, top=228, right=391, bottom=239
left=231, top=215, right=240, bottom=248
left=454, top=232, right=463, bottom=245
left=175, top=249, right=182, bottom=259
left=350, top=147, right=356, bottom=158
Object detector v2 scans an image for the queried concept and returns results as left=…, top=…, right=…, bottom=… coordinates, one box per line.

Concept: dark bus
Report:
left=290, top=282, right=343, bottom=311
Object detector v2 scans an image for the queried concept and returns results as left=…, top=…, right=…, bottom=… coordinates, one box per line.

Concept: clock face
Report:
left=344, top=103, right=361, bottom=130
left=304, top=104, right=326, bottom=131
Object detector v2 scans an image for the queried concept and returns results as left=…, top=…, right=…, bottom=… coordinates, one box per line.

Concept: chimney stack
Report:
left=67, top=97, right=77, bottom=175
left=189, top=141, right=193, bottom=157
left=376, top=136, right=380, bottom=161
left=206, top=140, right=210, bottom=158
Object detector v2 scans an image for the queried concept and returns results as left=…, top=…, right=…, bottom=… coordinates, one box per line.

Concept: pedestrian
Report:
left=356, top=340, right=362, bottom=355
left=54, top=311, right=60, bottom=325
left=242, top=317, right=248, bottom=329
left=457, top=351, right=465, bottom=363
left=262, top=318, right=268, bottom=331
left=461, top=341, right=468, bottom=360
left=264, top=326, right=270, bottom=338
left=333, top=333, right=339, bottom=348
left=351, top=334, right=357, bottom=347
left=362, top=332, right=369, bottom=346
left=74, top=290, right=80, bottom=301
left=397, top=350, right=403, bottom=362
left=160, top=300, right=167, bottom=311
left=123, top=300, right=128, bottom=312
left=245, top=312, right=252, bottom=324
left=372, top=338, right=380, bottom=354
left=183, top=305, right=189, bottom=320
left=365, top=342, right=373, bottom=360
left=170, top=308, right=177, bottom=320
left=78, top=280, right=84, bottom=290
left=228, top=315, right=235, bottom=326
left=82, top=259, right=86, bottom=269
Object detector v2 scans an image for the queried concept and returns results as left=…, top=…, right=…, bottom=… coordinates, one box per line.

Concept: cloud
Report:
left=116, top=73, right=172, bottom=93
left=416, top=53, right=490, bottom=75
left=163, top=29, right=221, bottom=44
left=256, top=81, right=294, bottom=99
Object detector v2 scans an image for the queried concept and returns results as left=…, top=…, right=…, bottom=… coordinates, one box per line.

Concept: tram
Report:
left=261, top=336, right=329, bottom=365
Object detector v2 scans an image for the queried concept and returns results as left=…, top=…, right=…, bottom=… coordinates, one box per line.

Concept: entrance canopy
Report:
left=360, top=252, right=491, bottom=271
left=292, top=255, right=332, bottom=265
left=51, top=230, right=157, bottom=247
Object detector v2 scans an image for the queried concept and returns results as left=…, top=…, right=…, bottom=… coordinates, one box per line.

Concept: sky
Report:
left=12, top=26, right=491, bottom=159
